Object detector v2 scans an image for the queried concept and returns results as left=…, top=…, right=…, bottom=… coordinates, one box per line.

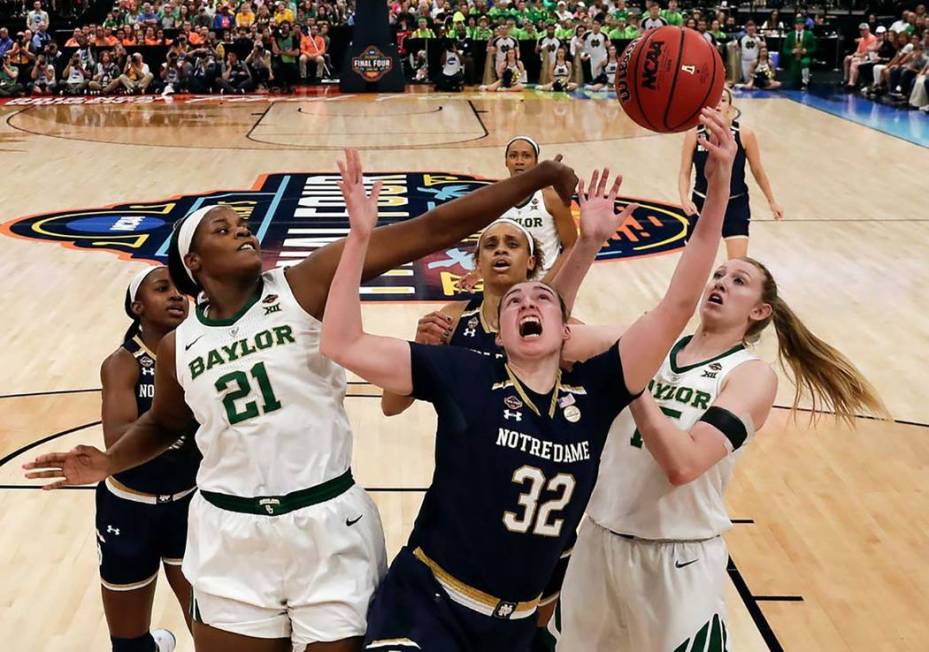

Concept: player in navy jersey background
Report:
left=97, top=266, right=199, bottom=652
left=320, top=117, right=736, bottom=651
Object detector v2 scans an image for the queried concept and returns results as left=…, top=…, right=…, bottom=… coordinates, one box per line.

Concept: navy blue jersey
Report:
left=693, top=120, right=748, bottom=198
left=448, top=295, right=502, bottom=358
left=408, top=341, right=636, bottom=602
left=112, top=335, right=200, bottom=495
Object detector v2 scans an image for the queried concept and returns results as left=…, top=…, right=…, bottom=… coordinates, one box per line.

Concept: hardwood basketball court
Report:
left=1, top=89, right=927, bottom=651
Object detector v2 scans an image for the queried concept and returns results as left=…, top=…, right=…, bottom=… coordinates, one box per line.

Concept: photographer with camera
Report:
left=158, top=49, right=190, bottom=95
left=62, top=51, right=90, bottom=95
left=0, top=52, right=24, bottom=97
left=90, top=50, right=122, bottom=94
left=216, top=49, right=255, bottom=94
left=188, top=49, right=219, bottom=93
left=118, top=52, right=154, bottom=94
left=245, top=37, right=273, bottom=90
left=30, top=52, right=56, bottom=94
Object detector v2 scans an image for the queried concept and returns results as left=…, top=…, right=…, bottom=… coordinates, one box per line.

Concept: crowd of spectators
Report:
left=842, top=8, right=929, bottom=111
left=0, top=0, right=349, bottom=96
left=0, top=0, right=926, bottom=114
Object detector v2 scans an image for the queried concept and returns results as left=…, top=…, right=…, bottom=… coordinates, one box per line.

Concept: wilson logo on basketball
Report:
left=0, top=173, right=689, bottom=301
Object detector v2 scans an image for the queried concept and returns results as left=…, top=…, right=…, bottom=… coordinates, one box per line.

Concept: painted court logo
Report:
left=0, top=173, right=689, bottom=301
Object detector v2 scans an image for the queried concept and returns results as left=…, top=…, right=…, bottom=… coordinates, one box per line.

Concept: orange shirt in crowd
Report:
left=188, top=32, right=204, bottom=45
left=97, top=36, right=119, bottom=46
left=121, top=36, right=138, bottom=45
left=856, top=32, right=877, bottom=55
left=144, top=37, right=160, bottom=45
left=65, top=37, right=79, bottom=46
left=300, top=34, right=326, bottom=56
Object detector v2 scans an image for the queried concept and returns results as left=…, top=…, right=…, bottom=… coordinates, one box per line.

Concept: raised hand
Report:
left=456, top=268, right=482, bottom=293
left=23, top=445, right=110, bottom=490
left=337, top=148, right=383, bottom=239
left=576, top=167, right=640, bottom=245
left=544, top=154, right=580, bottom=205
left=698, top=107, right=737, bottom=187
left=416, top=311, right=453, bottom=345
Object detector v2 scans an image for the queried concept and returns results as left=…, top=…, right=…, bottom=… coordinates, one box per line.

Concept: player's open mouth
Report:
left=167, top=306, right=186, bottom=318
left=519, top=315, right=543, bottom=338
left=492, top=257, right=512, bottom=271
left=238, top=242, right=256, bottom=252
left=707, top=292, right=724, bottom=305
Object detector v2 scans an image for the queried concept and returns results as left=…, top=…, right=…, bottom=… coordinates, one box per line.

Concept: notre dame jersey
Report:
left=693, top=120, right=749, bottom=198
left=448, top=295, right=501, bottom=358
left=173, top=268, right=352, bottom=496
left=500, top=189, right=560, bottom=271
left=586, top=336, right=759, bottom=540
left=112, top=335, right=200, bottom=495
left=407, top=341, right=635, bottom=602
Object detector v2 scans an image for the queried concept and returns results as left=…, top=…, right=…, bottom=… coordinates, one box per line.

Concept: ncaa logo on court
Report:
left=0, top=173, right=689, bottom=302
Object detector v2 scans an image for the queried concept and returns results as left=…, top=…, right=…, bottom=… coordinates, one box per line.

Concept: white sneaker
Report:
left=162, top=83, right=175, bottom=97
left=151, top=629, right=176, bottom=652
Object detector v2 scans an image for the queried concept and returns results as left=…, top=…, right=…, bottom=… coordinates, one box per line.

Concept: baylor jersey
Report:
left=174, top=268, right=351, bottom=496
left=586, top=336, right=759, bottom=540
left=500, top=189, right=561, bottom=272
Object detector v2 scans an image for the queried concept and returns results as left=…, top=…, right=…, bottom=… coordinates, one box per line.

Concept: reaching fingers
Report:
left=587, top=168, right=600, bottom=200
left=43, top=480, right=69, bottom=491
left=24, top=469, right=66, bottom=480
left=576, top=178, right=586, bottom=204
left=553, top=154, right=563, bottom=163
left=697, top=135, right=721, bottom=156
left=607, top=174, right=623, bottom=203
left=369, top=180, right=383, bottom=204
left=596, top=167, right=610, bottom=197
left=22, top=452, right=69, bottom=469
left=618, top=202, right=639, bottom=221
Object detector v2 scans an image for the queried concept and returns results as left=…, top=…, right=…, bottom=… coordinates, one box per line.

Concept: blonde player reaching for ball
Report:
left=555, top=257, right=886, bottom=651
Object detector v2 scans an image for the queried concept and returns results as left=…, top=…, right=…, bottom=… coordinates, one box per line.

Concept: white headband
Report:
left=128, top=265, right=163, bottom=303
left=482, top=218, right=535, bottom=257
left=505, top=136, right=540, bottom=156
left=177, top=206, right=218, bottom=283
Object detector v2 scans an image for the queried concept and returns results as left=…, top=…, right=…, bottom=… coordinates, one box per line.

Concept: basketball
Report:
left=616, top=26, right=726, bottom=133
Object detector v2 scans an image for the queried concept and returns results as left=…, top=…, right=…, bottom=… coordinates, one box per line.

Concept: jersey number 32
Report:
left=503, top=465, right=576, bottom=538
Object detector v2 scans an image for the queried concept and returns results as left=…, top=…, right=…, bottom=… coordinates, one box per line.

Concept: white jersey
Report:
left=501, top=189, right=561, bottom=271
left=174, top=268, right=352, bottom=496
left=739, top=33, right=764, bottom=63
left=586, top=336, right=759, bottom=540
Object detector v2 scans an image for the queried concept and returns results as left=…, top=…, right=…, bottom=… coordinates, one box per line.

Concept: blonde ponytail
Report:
left=741, top=258, right=888, bottom=424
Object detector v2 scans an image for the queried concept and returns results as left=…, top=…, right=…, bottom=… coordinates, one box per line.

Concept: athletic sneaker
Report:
left=151, top=629, right=176, bottom=652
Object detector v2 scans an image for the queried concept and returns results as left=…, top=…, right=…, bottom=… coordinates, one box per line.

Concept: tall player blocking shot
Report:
left=24, top=152, right=579, bottom=652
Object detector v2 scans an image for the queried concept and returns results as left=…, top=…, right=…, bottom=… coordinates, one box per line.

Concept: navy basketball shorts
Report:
left=690, top=192, right=752, bottom=239
left=95, top=482, right=193, bottom=591
left=364, top=547, right=538, bottom=652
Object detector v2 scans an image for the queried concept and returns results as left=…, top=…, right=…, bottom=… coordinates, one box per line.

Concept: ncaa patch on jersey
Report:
left=1, top=173, right=688, bottom=301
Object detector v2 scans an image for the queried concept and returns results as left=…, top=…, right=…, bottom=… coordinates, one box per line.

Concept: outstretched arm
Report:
left=320, top=150, right=414, bottom=396
left=742, top=127, right=784, bottom=220
left=548, top=168, right=638, bottom=312
left=24, top=334, right=196, bottom=489
left=618, top=108, right=737, bottom=394
left=287, top=149, right=578, bottom=319
left=631, top=360, right=777, bottom=485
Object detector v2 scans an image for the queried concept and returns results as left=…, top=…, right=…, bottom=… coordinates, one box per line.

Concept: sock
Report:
left=110, top=633, right=156, bottom=652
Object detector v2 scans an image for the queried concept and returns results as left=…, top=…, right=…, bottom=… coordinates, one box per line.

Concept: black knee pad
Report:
left=111, top=633, right=156, bottom=652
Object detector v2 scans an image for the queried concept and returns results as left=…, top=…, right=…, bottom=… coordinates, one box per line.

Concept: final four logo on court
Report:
left=0, top=173, right=690, bottom=302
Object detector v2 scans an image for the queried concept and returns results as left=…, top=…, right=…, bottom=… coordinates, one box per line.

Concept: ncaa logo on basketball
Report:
left=641, top=41, right=665, bottom=91
left=352, top=46, right=393, bottom=82
left=0, top=173, right=689, bottom=302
